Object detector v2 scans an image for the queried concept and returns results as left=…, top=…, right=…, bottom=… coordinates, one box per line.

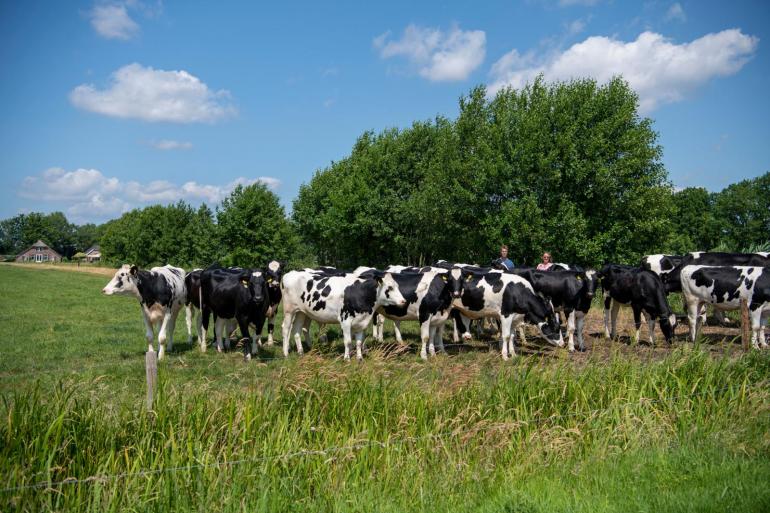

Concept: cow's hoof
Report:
left=244, top=353, right=251, bottom=361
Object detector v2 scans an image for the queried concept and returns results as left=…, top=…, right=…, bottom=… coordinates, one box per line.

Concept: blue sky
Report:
left=1, top=0, right=768, bottom=224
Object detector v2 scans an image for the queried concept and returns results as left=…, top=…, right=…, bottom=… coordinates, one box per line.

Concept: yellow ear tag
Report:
left=241, top=280, right=248, bottom=288
left=441, top=275, right=447, bottom=281
left=576, top=276, right=582, bottom=281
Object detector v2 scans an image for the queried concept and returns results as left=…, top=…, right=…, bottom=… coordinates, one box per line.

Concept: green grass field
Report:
left=1, top=264, right=769, bottom=512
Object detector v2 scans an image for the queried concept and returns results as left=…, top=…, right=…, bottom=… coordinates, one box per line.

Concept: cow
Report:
left=663, top=252, right=770, bottom=293
left=280, top=270, right=407, bottom=360
left=102, top=264, right=187, bottom=359
left=262, top=260, right=285, bottom=346
left=451, top=268, right=563, bottom=360
left=681, top=265, right=770, bottom=348
left=513, top=269, right=599, bottom=352
left=640, top=254, right=684, bottom=280
left=183, top=268, right=207, bottom=351
left=373, top=268, right=463, bottom=359
left=599, top=264, right=676, bottom=344
left=200, top=265, right=269, bottom=360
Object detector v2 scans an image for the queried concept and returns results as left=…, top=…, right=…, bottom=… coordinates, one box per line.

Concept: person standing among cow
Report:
left=537, top=252, right=554, bottom=271
left=498, top=245, right=515, bottom=270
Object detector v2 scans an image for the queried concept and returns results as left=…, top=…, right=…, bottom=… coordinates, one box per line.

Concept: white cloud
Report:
left=70, top=63, right=237, bottom=123
left=89, top=3, right=139, bottom=40
left=19, top=168, right=280, bottom=222
left=374, top=24, right=486, bottom=81
left=488, top=29, right=759, bottom=113
left=150, top=139, right=193, bottom=150
left=665, top=3, right=687, bottom=23
left=566, top=18, right=588, bottom=36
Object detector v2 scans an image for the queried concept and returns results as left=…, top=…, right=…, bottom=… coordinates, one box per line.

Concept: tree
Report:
left=294, top=77, right=676, bottom=267
left=669, top=187, right=720, bottom=252
left=713, top=172, right=770, bottom=250
left=217, top=184, right=298, bottom=268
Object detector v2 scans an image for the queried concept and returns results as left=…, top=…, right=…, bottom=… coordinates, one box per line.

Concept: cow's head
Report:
left=659, top=313, right=677, bottom=343
left=526, top=296, right=564, bottom=347
left=449, top=267, right=467, bottom=298
left=376, top=272, right=407, bottom=307
left=102, top=264, right=140, bottom=297
left=582, top=270, right=599, bottom=298
left=264, top=260, right=284, bottom=289
left=241, top=270, right=267, bottom=305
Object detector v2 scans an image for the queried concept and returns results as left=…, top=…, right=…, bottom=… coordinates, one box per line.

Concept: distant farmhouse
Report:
left=16, top=240, right=62, bottom=263
left=85, top=245, right=101, bottom=263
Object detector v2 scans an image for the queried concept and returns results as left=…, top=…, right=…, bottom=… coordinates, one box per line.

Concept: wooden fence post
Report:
left=146, top=349, right=158, bottom=410
left=740, top=299, right=750, bottom=351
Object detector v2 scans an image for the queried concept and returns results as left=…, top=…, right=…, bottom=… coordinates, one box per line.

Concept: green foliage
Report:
left=294, top=77, right=677, bottom=267
left=713, top=173, right=770, bottom=251
left=100, top=201, right=219, bottom=267
left=0, top=212, right=76, bottom=257
left=216, top=183, right=299, bottom=268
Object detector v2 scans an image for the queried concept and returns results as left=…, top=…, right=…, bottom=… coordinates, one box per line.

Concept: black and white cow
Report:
left=102, top=264, right=187, bottom=359
left=513, top=269, right=599, bottom=352
left=183, top=269, right=207, bottom=351
left=262, top=260, right=285, bottom=345
left=451, top=269, right=563, bottom=359
left=681, top=265, right=770, bottom=348
left=663, top=252, right=770, bottom=293
left=200, top=265, right=269, bottom=360
left=640, top=254, right=684, bottom=280
left=280, top=270, right=407, bottom=360
left=599, top=264, right=676, bottom=344
left=374, top=268, right=464, bottom=359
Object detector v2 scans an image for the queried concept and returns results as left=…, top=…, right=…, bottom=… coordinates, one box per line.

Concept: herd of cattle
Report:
left=100, top=252, right=770, bottom=361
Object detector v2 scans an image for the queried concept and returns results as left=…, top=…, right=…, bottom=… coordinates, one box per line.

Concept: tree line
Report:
left=2, top=77, right=768, bottom=269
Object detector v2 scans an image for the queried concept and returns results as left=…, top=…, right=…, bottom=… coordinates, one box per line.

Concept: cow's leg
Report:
left=575, top=311, right=586, bottom=351
left=267, top=311, right=276, bottom=346
left=434, top=323, right=446, bottom=354
left=237, top=315, right=251, bottom=361
left=631, top=306, right=643, bottom=345
left=500, top=315, right=514, bottom=360
left=566, top=310, right=576, bottom=352
left=686, top=301, right=701, bottom=343
left=195, top=309, right=206, bottom=351
left=185, top=305, right=193, bottom=344
left=507, top=322, right=516, bottom=357
left=157, top=310, right=174, bottom=360
left=355, top=330, right=365, bottom=361
left=750, top=308, right=763, bottom=350
left=517, top=325, right=527, bottom=346
left=292, top=313, right=306, bottom=356
left=759, top=310, right=769, bottom=348
left=603, top=296, right=612, bottom=338
left=341, top=321, right=353, bottom=361
left=420, top=319, right=432, bottom=360
left=281, top=311, right=294, bottom=357
left=394, top=320, right=405, bottom=344
left=141, top=308, right=155, bottom=353
left=452, top=317, right=460, bottom=343
left=375, top=315, right=385, bottom=343
left=252, top=315, right=267, bottom=356
left=215, top=317, right=226, bottom=352
left=647, top=314, right=656, bottom=345
left=610, top=300, right=621, bottom=340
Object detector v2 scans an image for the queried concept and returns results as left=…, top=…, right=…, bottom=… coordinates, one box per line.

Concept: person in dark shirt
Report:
left=498, top=245, right=515, bottom=270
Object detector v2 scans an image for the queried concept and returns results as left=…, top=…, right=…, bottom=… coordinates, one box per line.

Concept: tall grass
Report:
left=2, top=350, right=769, bottom=512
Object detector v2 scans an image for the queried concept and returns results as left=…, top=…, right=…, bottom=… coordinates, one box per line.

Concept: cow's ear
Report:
left=129, top=265, right=138, bottom=276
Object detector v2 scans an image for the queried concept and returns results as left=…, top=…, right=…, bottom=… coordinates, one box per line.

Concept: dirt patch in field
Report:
left=440, top=306, right=751, bottom=363
left=1, top=262, right=117, bottom=276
